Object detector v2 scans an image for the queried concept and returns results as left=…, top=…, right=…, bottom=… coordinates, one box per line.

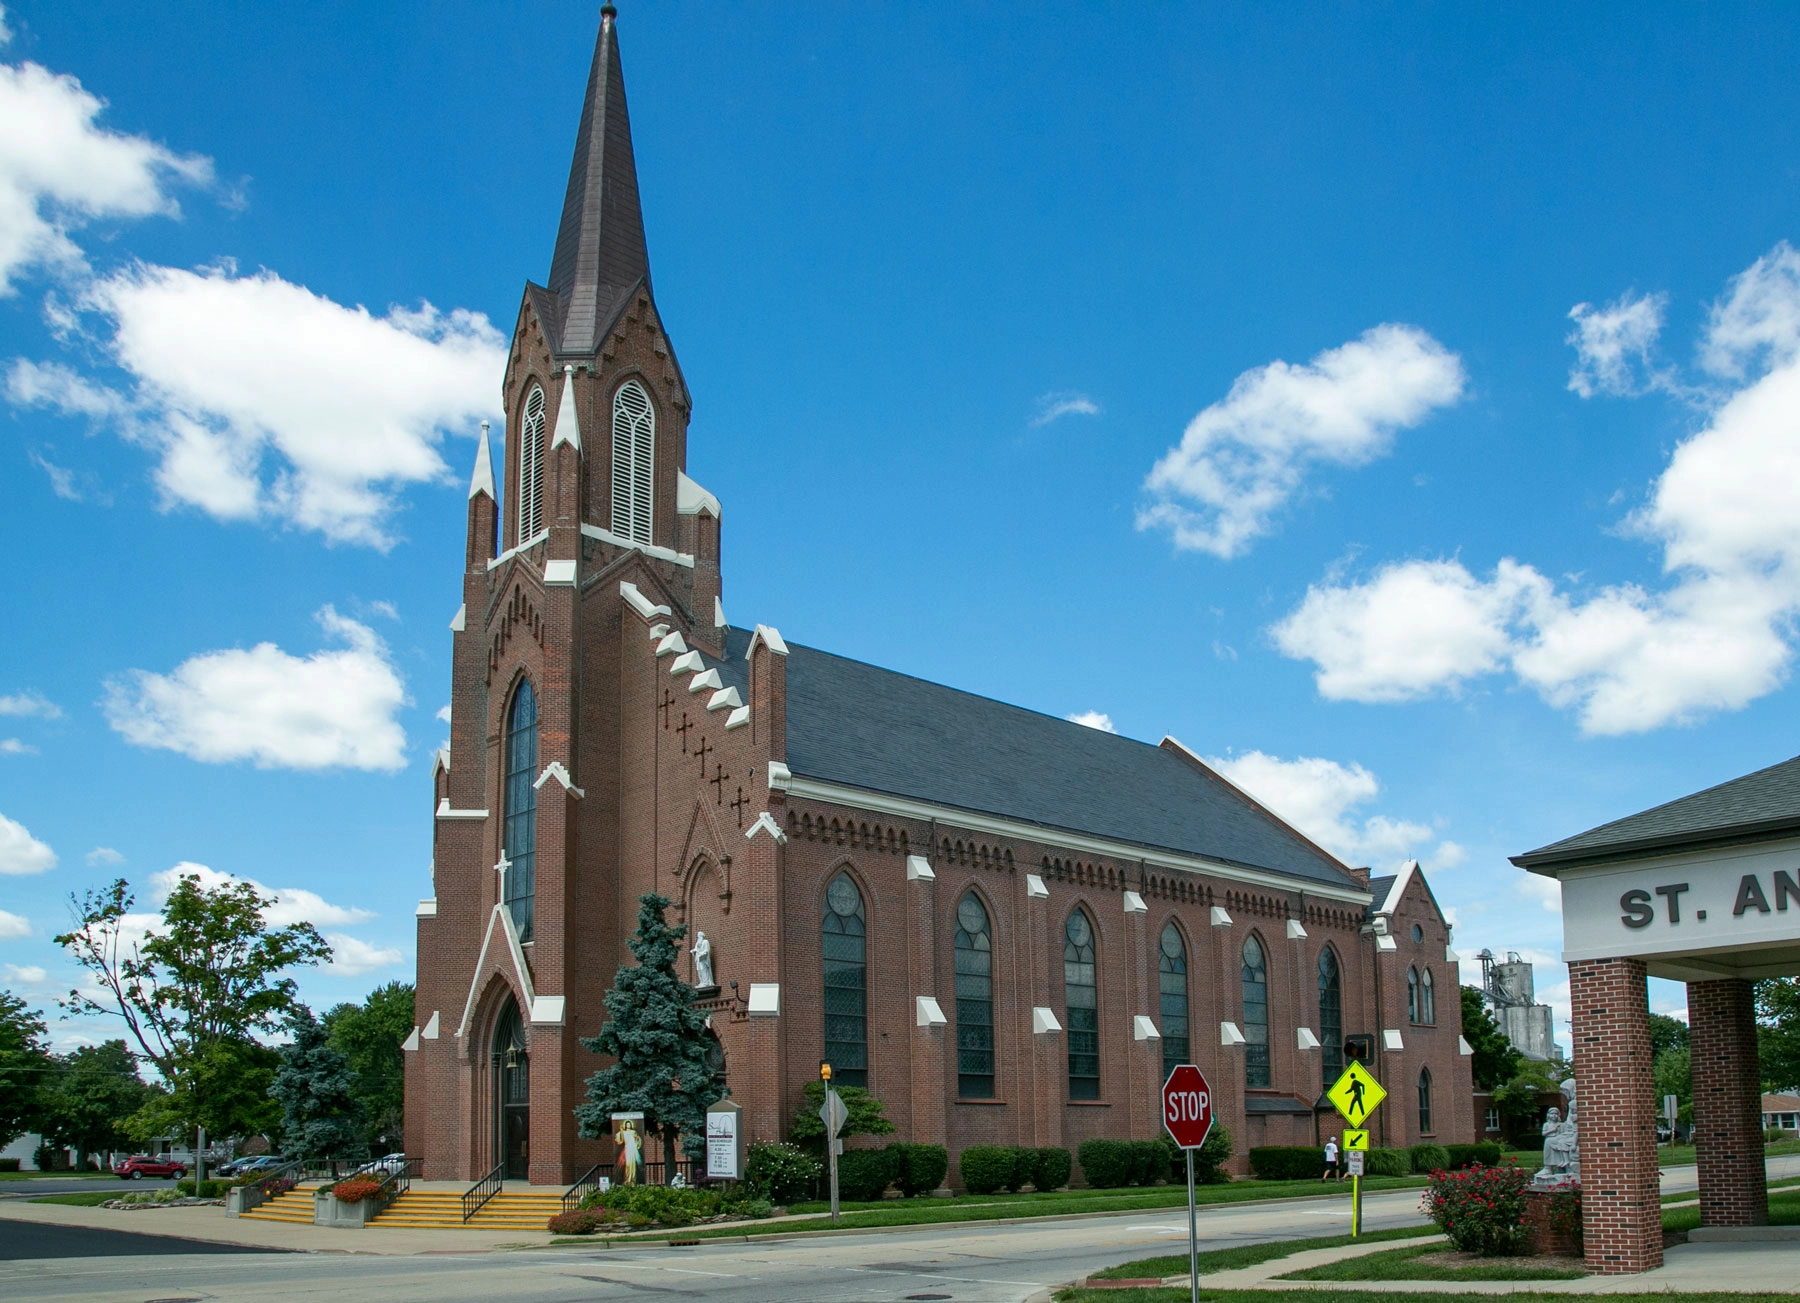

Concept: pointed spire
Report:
left=552, top=365, right=582, bottom=450
left=546, top=6, right=651, bottom=356
left=469, top=420, right=496, bottom=500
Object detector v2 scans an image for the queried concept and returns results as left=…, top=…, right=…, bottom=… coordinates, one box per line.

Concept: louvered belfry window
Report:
left=611, top=380, right=655, bottom=544
left=518, top=384, right=547, bottom=543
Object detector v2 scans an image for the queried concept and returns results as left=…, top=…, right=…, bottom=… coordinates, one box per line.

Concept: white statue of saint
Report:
left=691, top=930, right=714, bottom=988
left=1535, top=1079, right=1580, bottom=1185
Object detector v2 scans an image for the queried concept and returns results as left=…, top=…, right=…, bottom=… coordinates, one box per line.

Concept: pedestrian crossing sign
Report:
left=1326, top=1062, right=1386, bottom=1125
left=1342, top=1128, right=1369, bottom=1151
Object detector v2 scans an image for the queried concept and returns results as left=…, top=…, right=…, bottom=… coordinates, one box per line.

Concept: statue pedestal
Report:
left=1522, top=1184, right=1582, bottom=1258
left=693, top=985, right=721, bottom=999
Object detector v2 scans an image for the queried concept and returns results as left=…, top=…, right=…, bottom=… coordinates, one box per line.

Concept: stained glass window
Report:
left=503, top=680, right=537, bottom=942
left=822, top=873, right=867, bottom=1087
left=1065, top=910, right=1099, bottom=1099
left=954, top=893, right=994, bottom=1098
left=1242, top=935, right=1269, bottom=1089
left=1159, top=923, right=1189, bottom=1079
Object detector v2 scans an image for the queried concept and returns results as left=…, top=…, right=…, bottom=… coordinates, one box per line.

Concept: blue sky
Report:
left=3, top=1, right=1799, bottom=1054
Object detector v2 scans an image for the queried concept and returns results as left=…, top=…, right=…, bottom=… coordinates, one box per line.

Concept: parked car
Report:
left=113, top=1154, right=187, bottom=1180
left=354, top=1153, right=409, bottom=1178
left=218, top=1155, right=280, bottom=1177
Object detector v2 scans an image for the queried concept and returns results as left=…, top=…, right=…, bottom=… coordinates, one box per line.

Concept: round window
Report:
left=1160, top=925, right=1183, bottom=959
left=957, top=895, right=988, bottom=935
left=827, top=876, right=860, bottom=916
left=1066, top=912, right=1092, bottom=947
left=1412, top=924, right=1424, bottom=944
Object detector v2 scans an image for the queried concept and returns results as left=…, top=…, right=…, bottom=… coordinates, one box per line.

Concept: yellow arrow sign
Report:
left=1327, top=1062, right=1387, bottom=1126
left=1341, top=1128, right=1369, bottom=1151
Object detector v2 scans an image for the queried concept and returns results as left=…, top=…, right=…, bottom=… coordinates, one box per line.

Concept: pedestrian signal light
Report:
left=819, top=1061, right=832, bottom=1082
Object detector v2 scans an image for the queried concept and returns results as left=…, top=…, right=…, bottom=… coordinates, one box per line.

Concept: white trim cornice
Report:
left=781, top=775, right=1372, bottom=904
left=436, top=799, right=488, bottom=821
left=580, top=522, right=694, bottom=568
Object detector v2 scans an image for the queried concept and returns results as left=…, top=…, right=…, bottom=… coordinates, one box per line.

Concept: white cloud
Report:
left=3, top=963, right=46, bottom=983
left=1433, top=840, right=1469, bottom=870
left=324, top=932, right=403, bottom=977
left=435, top=703, right=452, bottom=723
left=1567, top=290, right=1670, bottom=397
left=0, top=689, right=60, bottom=718
left=1139, top=324, right=1466, bottom=558
left=103, top=605, right=408, bottom=770
left=0, top=738, right=35, bottom=755
left=0, top=6, right=13, bottom=47
left=1205, top=750, right=1442, bottom=871
left=150, top=863, right=376, bottom=929
left=0, top=908, right=30, bottom=939
left=0, top=52, right=212, bottom=292
left=9, top=263, right=505, bottom=548
left=0, top=812, right=56, bottom=874
left=1031, top=391, right=1101, bottom=427
left=1274, top=243, right=1800, bottom=736
left=1066, top=710, right=1116, bottom=733
left=85, top=846, right=123, bottom=866
left=1517, top=873, right=1563, bottom=914
left=367, top=599, right=399, bottom=621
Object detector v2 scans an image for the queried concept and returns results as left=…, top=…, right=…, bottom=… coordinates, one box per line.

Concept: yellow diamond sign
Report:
left=1327, top=1062, right=1386, bottom=1126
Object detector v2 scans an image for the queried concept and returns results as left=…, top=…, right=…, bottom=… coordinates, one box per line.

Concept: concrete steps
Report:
left=369, top=1190, right=563, bottom=1231
left=238, top=1184, right=323, bottom=1225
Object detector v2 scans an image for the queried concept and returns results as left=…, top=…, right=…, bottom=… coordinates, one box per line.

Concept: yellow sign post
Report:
left=1327, top=1063, right=1386, bottom=1237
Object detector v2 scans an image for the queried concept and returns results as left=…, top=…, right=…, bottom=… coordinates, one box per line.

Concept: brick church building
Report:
left=404, top=6, right=1472, bottom=1186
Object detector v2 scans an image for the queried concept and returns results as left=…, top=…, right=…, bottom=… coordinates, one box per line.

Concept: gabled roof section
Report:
left=709, top=627, right=1360, bottom=890
left=544, top=6, right=651, bottom=356
left=1512, top=752, right=1800, bottom=871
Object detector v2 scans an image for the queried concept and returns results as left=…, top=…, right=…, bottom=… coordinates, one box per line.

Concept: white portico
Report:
left=1513, top=752, right=1800, bottom=1274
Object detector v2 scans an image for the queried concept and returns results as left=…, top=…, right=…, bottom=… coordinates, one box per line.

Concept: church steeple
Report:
left=544, top=3, right=651, bottom=357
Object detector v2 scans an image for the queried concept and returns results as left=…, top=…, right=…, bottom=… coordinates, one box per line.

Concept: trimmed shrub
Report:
left=1408, top=1143, right=1452, bottom=1174
left=838, top=1146, right=900, bottom=1202
left=958, top=1144, right=1015, bottom=1195
left=1195, top=1124, right=1233, bottom=1184
left=330, top=1178, right=380, bottom=1203
left=585, top=1183, right=716, bottom=1227
left=0, top=1158, right=19, bottom=1172
left=1075, top=1138, right=1132, bottom=1188
left=1365, top=1147, right=1411, bottom=1177
left=1034, top=1146, right=1072, bottom=1192
left=890, top=1142, right=949, bottom=1197
left=1765, top=1127, right=1791, bottom=1143
left=548, top=1209, right=607, bottom=1235
left=1421, top=1161, right=1530, bottom=1256
left=747, top=1141, right=821, bottom=1203
left=1444, top=1141, right=1505, bottom=1169
left=1247, top=1146, right=1321, bottom=1181
left=1131, top=1139, right=1168, bottom=1185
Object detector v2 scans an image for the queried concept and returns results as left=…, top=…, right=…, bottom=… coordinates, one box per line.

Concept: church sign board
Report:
left=705, top=1101, right=743, bottom=1181
left=1556, top=835, right=1800, bottom=976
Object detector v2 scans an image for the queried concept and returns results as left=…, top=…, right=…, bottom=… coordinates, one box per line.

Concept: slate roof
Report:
left=1365, top=876, right=1398, bottom=921
left=541, top=10, right=651, bottom=356
left=712, top=629, right=1359, bottom=891
left=1512, top=753, right=1800, bottom=871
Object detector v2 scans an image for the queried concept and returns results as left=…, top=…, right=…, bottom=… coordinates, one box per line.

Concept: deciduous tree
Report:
left=323, top=981, right=414, bottom=1151
left=1459, top=985, right=1521, bottom=1090
left=1757, top=978, right=1800, bottom=1093
left=40, top=1040, right=152, bottom=1166
left=0, top=991, right=52, bottom=1149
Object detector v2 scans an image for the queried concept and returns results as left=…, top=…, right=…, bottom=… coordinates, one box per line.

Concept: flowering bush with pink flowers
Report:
left=1419, top=1160, right=1531, bottom=1256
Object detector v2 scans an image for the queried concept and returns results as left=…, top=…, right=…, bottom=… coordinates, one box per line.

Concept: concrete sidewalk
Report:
left=1150, top=1233, right=1800, bottom=1294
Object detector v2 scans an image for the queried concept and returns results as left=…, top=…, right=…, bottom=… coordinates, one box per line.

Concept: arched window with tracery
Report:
left=518, top=384, right=546, bottom=543
left=611, top=381, right=654, bottom=545
left=1418, top=1066, right=1434, bottom=1133
left=1159, top=923, right=1189, bottom=1079
left=503, top=679, right=537, bottom=942
left=1065, top=910, right=1099, bottom=1099
left=1407, top=966, right=1421, bottom=1023
left=822, top=873, right=868, bottom=1087
left=1420, top=967, right=1436, bottom=1024
left=1242, top=935, right=1270, bottom=1088
left=954, top=893, right=994, bottom=1098
left=1319, top=947, right=1343, bottom=1089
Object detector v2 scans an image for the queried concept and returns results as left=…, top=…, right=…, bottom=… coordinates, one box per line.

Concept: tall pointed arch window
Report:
left=1319, top=948, right=1344, bottom=1089
left=1420, top=967, right=1436, bottom=1024
left=822, top=873, right=868, bottom=1087
left=1065, top=910, right=1099, bottom=1099
left=1418, top=1067, right=1434, bottom=1133
left=503, top=680, right=538, bottom=942
left=1407, top=967, right=1421, bottom=1024
left=1159, top=923, right=1189, bottom=1078
left=954, top=892, right=994, bottom=1098
left=518, top=384, right=547, bottom=543
left=1242, top=935, right=1270, bottom=1088
left=611, top=381, right=655, bottom=545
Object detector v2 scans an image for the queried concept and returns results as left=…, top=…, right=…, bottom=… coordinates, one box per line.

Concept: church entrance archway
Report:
left=491, top=997, right=530, bottom=1180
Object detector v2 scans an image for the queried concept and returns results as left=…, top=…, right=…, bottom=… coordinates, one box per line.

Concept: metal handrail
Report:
left=256, top=1159, right=304, bottom=1198
left=371, top=1156, right=419, bottom=1211
left=562, top=1162, right=608, bottom=1213
left=461, top=1160, right=505, bottom=1222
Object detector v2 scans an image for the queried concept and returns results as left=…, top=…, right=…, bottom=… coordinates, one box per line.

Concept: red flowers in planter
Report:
left=331, top=1178, right=382, bottom=1204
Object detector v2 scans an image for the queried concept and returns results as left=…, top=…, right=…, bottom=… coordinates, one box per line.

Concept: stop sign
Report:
left=1162, top=1064, right=1214, bottom=1149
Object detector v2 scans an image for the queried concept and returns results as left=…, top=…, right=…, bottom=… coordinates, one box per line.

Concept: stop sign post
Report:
left=1162, top=1065, right=1213, bottom=1303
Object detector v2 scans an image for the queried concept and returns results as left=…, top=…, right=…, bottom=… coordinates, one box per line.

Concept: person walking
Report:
left=1322, top=1135, right=1341, bottom=1181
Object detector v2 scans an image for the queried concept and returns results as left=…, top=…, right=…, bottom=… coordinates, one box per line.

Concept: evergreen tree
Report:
left=1459, top=985, right=1521, bottom=1090
left=576, top=894, right=724, bottom=1179
left=271, top=1009, right=367, bottom=1160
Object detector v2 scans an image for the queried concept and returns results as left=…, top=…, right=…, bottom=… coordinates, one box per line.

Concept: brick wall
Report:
left=1689, top=978, right=1768, bottom=1228
left=1569, top=956, right=1661, bottom=1274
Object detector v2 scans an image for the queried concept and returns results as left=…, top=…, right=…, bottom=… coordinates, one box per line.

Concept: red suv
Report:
left=113, top=1155, right=187, bottom=1180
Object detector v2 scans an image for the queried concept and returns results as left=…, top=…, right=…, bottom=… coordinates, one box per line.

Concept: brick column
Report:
left=1568, top=956, right=1661, bottom=1274
left=1689, top=978, right=1768, bottom=1228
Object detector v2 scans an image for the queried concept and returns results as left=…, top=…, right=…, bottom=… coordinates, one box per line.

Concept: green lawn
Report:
left=29, top=1192, right=118, bottom=1206
left=0, top=1171, right=114, bottom=1181
left=1280, top=1243, right=1583, bottom=1282
left=1662, top=1189, right=1800, bottom=1233
left=781, top=1173, right=1426, bottom=1218
left=1089, top=1226, right=1431, bottom=1280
